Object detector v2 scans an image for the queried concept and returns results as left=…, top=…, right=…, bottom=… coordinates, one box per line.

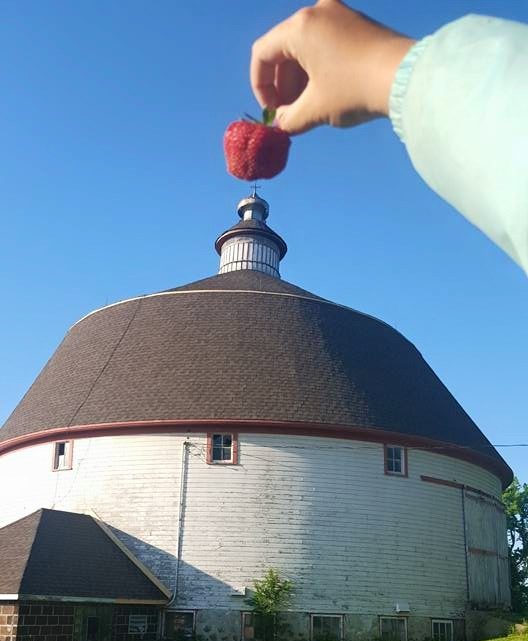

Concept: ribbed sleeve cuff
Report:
left=389, top=37, right=432, bottom=142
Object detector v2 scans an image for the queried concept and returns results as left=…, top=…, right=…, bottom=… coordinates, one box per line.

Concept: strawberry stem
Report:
left=262, top=107, right=276, bottom=126
left=242, top=109, right=276, bottom=126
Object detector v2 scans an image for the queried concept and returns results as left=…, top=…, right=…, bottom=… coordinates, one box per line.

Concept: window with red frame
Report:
left=384, top=445, right=407, bottom=476
left=52, top=440, right=73, bottom=471
left=207, top=433, right=238, bottom=464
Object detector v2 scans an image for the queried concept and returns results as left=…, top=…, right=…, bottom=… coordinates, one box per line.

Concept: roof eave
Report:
left=92, top=516, right=172, bottom=600
left=215, top=226, right=287, bottom=258
left=13, top=594, right=168, bottom=604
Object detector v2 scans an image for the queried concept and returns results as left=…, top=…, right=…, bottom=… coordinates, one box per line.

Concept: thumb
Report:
left=275, top=84, right=322, bottom=135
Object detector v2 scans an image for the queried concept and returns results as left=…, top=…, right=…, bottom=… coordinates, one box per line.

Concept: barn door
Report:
left=464, top=489, right=510, bottom=607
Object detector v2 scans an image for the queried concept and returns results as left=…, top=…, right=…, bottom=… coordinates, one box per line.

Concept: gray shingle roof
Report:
left=0, top=509, right=169, bottom=601
left=0, top=270, right=511, bottom=484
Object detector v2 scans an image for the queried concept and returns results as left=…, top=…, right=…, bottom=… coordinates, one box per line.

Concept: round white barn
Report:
left=0, top=194, right=512, bottom=641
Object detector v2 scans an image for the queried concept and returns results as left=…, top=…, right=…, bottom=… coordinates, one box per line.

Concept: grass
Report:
left=485, top=633, right=528, bottom=641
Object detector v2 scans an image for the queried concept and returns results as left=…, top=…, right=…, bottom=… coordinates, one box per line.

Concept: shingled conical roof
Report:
left=0, top=268, right=511, bottom=486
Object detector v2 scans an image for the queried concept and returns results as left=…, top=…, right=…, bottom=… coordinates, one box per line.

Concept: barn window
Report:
left=165, top=611, right=195, bottom=640
left=242, top=612, right=255, bottom=640
left=384, top=445, right=407, bottom=476
left=432, top=620, right=453, bottom=641
left=311, top=614, right=343, bottom=641
left=206, top=433, right=238, bottom=464
left=128, top=615, right=148, bottom=635
left=52, top=440, right=73, bottom=471
left=380, top=616, right=407, bottom=641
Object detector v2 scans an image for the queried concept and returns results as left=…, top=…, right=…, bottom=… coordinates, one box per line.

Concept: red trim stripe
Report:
left=0, top=419, right=511, bottom=487
left=468, top=546, right=508, bottom=561
left=420, top=475, right=464, bottom=490
left=420, top=475, right=504, bottom=506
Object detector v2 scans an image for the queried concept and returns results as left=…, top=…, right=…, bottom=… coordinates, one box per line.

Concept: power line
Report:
left=493, top=444, right=528, bottom=448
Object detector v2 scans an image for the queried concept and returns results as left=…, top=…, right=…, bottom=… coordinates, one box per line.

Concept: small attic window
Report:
left=384, top=445, right=407, bottom=477
left=206, top=433, right=238, bottom=465
left=52, top=440, right=73, bottom=471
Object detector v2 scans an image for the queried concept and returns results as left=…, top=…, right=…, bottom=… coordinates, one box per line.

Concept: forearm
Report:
left=390, top=15, right=528, bottom=274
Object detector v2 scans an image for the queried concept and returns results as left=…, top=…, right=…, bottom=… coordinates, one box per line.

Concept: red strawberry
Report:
left=223, top=109, right=291, bottom=181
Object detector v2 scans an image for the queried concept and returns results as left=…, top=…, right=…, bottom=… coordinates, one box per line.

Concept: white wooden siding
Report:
left=0, top=433, right=508, bottom=615
left=219, top=235, right=280, bottom=277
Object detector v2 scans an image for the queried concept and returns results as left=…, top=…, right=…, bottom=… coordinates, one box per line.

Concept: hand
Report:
left=250, top=0, right=415, bottom=134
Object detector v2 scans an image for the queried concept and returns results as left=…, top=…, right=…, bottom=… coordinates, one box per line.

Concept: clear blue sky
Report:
left=1, top=1, right=526, bottom=485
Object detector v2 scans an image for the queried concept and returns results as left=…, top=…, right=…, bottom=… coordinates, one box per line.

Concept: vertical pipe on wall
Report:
left=167, top=439, right=189, bottom=611
left=461, top=487, right=470, bottom=602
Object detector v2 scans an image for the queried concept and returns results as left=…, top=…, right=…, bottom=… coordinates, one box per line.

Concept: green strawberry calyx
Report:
left=243, top=108, right=277, bottom=127
left=262, top=107, right=276, bottom=125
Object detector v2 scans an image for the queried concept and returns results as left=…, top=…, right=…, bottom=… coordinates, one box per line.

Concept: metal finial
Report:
left=250, top=183, right=261, bottom=198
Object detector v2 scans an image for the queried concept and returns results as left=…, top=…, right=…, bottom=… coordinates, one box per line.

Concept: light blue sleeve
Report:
left=389, top=15, right=528, bottom=274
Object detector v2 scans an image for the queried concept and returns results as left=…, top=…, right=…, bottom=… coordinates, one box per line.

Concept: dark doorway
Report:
left=75, top=605, right=112, bottom=641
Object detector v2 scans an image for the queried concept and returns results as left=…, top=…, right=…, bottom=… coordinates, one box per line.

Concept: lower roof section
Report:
left=0, top=508, right=170, bottom=603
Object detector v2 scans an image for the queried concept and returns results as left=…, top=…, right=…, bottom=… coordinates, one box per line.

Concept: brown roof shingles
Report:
left=0, top=270, right=511, bottom=484
left=0, top=509, right=168, bottom=602
left=0, top=511, right=40, bottom=594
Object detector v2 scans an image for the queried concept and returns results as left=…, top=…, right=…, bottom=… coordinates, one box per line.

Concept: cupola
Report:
left=215, top=190, right=287, bottom=278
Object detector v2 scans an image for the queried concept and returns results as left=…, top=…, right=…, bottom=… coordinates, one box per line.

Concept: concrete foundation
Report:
left=189, top=610, right=475, bottom=641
